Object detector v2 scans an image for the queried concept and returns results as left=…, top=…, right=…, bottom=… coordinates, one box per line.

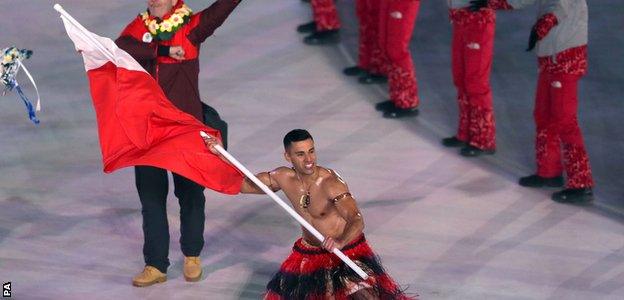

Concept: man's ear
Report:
left=283, top=151, right=292, bottom=164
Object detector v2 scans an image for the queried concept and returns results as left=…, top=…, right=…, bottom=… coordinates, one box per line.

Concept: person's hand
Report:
left=469, top=0, right=488, bottom=12
left=169, top=46, right=185, bottom=60
left=526, top=28, right=538, bottom=52
left=322, top=237, right=343, bottom=252
left=201, top=132, right=223, bottom=156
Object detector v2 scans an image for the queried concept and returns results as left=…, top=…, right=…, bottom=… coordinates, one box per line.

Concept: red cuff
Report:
left=534, top=13, right=558, bottom=40
left=488, top=0, right=513, bottom=10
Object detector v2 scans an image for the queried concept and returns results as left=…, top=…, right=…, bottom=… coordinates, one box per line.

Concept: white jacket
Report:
left=446, top=0, right=473, bottom=9
left=506, top=0, right=588, bottom=57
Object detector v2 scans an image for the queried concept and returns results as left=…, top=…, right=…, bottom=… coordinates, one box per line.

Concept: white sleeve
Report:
left=505, top=0, right=537, bottom=9
left=540, top=0, right=569, bottom=20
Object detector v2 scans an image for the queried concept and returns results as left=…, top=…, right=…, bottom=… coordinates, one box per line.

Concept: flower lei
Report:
left=1, top=46, right=41, bottom=124
left=141, top=3, right=193, bottom=41
left=1, top=47, right=31, bottom=86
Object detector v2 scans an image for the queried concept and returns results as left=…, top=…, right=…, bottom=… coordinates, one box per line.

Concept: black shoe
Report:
left=301, top=0, right=310, bottom=3
left=518, top=174, right=564, bottom=188
left=297, top=21, right=316, bottom=33
left=343, top=66, right=367, bottom=77
left=375, top=100, right=394, bottom=111
left=442, top=136, right=467, bottom=148
left=358, top=73, right=387, bottom=84
left=552, top=188, right=594, bottom=203
left=459, top=145, right=495, bottom=157
left=382, top=106, right=419, bottom=119
left=303, top=30, right=339, bottom=45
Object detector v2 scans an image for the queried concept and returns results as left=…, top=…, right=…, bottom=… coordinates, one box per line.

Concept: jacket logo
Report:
left=551, top=81, right=562, bottom=88
left=390, top=11, right=403, bottom=19
left=142, top=32, right=153, bottom=43
left=467, top=42, right=481, bottom=50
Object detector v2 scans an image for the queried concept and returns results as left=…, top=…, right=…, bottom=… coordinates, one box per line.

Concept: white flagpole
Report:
left=200, top=132, right=369, bottom=280
left=54, top=4, right=116, bottom=62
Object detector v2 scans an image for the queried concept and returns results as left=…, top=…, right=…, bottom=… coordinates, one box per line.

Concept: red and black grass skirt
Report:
left=264, top=235, right=416, bottom=299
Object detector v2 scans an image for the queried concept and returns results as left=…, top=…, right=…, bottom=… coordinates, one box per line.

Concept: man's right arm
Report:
left=115, top=35, right=159, bottom=61
left=240, top=171, right=281, bottom=194
left=114, top=19, right=165, bottom=61
left=202, top=133, right=282, bottom=195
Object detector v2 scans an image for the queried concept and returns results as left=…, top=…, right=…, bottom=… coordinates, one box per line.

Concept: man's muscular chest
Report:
left=281, top=180, right=333, bottom=219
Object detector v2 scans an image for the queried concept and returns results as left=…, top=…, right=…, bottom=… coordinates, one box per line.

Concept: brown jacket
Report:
left=115, top=0, right=240, bottom=121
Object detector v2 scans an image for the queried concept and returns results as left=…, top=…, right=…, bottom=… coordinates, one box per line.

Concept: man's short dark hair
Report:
left=283, top=129, right=313, bottom=150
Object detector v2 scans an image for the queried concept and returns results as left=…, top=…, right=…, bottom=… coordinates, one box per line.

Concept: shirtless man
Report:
left=204, top=129, right=413, bottom=299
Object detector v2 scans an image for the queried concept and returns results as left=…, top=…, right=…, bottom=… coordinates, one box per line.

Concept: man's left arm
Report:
left=527, top=0, right=566, bottom=51
left=187, top=0, right=242, bottom=45
left=322, top=176, right=365, bottom=251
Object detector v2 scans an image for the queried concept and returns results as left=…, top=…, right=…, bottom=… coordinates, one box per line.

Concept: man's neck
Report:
left=149, top=7, right=171, bottom=18
left=297, top=166, right=319, bottom=182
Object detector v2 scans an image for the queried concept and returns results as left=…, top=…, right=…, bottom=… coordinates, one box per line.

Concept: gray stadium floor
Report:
left=1, top=0, right=623, bottom=299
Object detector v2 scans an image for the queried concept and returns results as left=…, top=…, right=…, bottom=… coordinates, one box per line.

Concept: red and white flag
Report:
left=59, top=13, right=243, bottom=194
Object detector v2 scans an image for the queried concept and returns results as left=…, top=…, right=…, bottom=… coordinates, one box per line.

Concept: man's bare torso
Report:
left=271, top=166, right=348, bottom=246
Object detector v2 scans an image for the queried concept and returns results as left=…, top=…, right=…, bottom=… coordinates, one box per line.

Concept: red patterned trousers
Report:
left=451, top=9, right=496, bottom=150
left=356, top=0, right=385, bottom=74
left=311, top=0, right=341, bottom=31
left=534, top=71, right=593, bottom=188
left=379, top=0, right=420, bottom=109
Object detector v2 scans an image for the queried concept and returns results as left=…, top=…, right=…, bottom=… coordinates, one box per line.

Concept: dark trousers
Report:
left=135, top=165, right=206, bottom=273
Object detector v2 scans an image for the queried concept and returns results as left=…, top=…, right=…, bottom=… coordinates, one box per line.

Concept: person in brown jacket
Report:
left=114, top=0, right=241, bottom=287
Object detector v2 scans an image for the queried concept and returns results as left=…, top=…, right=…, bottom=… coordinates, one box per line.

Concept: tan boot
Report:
left=132, top=266, right=167, bottom=287
left=183, top=256, right=202, bottom=282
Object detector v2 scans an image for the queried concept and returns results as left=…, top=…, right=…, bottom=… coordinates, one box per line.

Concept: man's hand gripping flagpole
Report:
left=200, top=132, right=369, bottom=280
left=52, top=3, right=369, bottom=281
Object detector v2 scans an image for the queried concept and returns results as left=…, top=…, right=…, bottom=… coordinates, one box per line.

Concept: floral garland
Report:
left=141, top=3, right=193, bottom=41
left=1, top=46, right=41, bottom=124
left=1, top=47, right=32, bottom=86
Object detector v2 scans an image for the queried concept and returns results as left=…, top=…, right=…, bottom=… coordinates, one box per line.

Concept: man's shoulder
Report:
left=317, top=167, right=348, bottom=189
left=120, top=16, right=145, bottom=38
left=188, top=11, right=203, bottom=27
left=318, top=167, right=345, bottom=181
left=271, top=166, right=294, bottom=177
left=317, top=168, right=351, bottom=202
